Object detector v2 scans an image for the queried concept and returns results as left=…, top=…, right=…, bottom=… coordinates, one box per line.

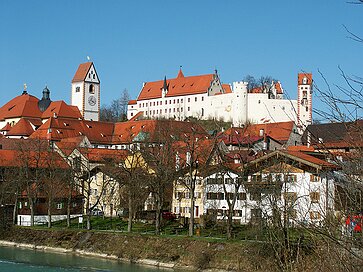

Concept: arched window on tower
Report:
left=89, top=84, right=95, bottom=94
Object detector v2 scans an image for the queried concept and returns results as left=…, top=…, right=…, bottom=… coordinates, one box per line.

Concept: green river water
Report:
left=0, top=246, right=161, bottom=271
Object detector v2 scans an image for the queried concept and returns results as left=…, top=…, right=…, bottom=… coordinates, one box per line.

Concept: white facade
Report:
left=127, top=73, right=308, bottom=128
left=185, top=169, right=335, bottom=226
left=71, top=63, right=100, bottom=121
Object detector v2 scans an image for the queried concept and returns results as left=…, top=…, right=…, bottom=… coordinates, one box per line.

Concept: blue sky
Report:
left=0, top=1, right=361, bottom=121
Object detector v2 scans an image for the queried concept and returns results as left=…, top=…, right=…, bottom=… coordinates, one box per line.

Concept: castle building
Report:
left=127, top=70, right=313, bottom=132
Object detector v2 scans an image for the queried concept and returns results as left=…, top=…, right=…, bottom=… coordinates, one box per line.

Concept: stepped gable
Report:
left=41, top=101, right=82, bottom=119
left=137, top=73, right=215, bottom=100
left=0, top=93, right=42, bottom=121
left=7, top=118, right=35, bottom=137
left=72, top=62, right=93, bottom=83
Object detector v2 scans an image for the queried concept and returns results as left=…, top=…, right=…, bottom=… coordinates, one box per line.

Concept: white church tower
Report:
left=71, top=62, right=100, bottom=121
left=297, top=73, right=313, bottom=133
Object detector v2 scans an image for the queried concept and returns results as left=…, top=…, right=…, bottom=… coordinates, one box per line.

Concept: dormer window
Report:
left=302, top=77, right=308, bottom=84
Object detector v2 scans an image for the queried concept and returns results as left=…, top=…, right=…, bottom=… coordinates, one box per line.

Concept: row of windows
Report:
left=145, top=107, right=191, bottom=116
left=175, top=191, right=202, bottom=199
left=139, top=96, right=205, bottom=108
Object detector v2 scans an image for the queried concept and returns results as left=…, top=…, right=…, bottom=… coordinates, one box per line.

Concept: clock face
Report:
left=88, top=95, right=96, bottom=106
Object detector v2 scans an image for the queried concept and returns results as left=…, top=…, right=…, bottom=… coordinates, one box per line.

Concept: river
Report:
left=0, top=245, right=161, bottom=271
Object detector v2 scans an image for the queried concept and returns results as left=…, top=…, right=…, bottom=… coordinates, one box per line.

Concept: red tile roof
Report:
left=137, top=73, right=215, bottom=100
left=298, top=73, right=312, bottom=85
left=287, top=145, right=315, bottom=152
left=72, top=62, right=93, bottom=83
left=83, top=148, right=129, bottom=163
left=129, top=111, right=143, bottom=121
left=275, top=82, right=283, bottom=94
left=245, top=150, right=338, bottom=172
left=7, top=118, right=34, bottom=137
left=112, top=119, right=207, bottom=144
left=128, top=100, right=137, bottom=105
left=222, top=121, right=294, bottom=145
left=30, top=117, right=114, bottom=144
left=0, top=149, right=69, bottom=168
left=41, top=101, right=82, bottom=119
left=0, top=94, right=42, bottom=121
left=222, top=84, right=232, bottom=94
left=0, top=123, right=12, bottom=132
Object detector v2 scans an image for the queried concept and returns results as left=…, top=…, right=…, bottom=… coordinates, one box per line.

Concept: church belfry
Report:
left=297, top=73, right=313, bottom=133
left=71, top=62, right=100, bottom=121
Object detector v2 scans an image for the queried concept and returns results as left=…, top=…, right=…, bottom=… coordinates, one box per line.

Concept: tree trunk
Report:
left=227, top=207, right=233, bottom=239
left=29, top=197, right=34, bottom=226
left=189, top=191, right=195, bottom=237
left=155, top=193, right=162, bottom=235
left=86, top=185, right=91, bottom=230
left=47, top=199, right=52, bottom=228
left=67, top=190, right=71, bottom=228
left=127, top=194, right=133, bottom=232
left=12, top=190, right=18, bottom=225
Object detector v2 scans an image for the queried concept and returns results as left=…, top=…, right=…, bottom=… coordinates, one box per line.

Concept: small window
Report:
left=188, top=98, right=190, bottom=102
left=75, top=87, right=80, bottom=92
left=188, top=107, right=190, bottom=111
left=310, top=192, right=320, bottom=203
left=202, top=97, right=204, bottom=101
left=195, top=97, right=197, bottom=102
left=56, top=203, right=63, bottom=209
left=309, top=211, right=321, bottom=220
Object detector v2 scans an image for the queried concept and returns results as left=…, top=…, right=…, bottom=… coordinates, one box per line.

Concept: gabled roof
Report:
left=0, top=93, right=42, bottom=121
left=137, top=73, right=215, bottom=100
left=1, top=123, right=12, bottom=132
left=72, top=62, right=93, bottom=83
left=7, top=118, right=34, bottom=136
left=30, top=117, right=114, bottom=145
left=222, top=84, right=232, bottom=94
left=112, top=119, right=207, bottom=144
left=244, top=150, right=338, bottom=174
left=221, top=121, right=295, bottom=145
left=302, top=120, right=363, bottom=146
left=298, top=73, right=313, bottom=85
left=41, top=101, right=82, bottom=119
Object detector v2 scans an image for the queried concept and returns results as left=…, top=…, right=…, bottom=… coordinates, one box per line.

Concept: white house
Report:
left=171, top=150, right=339, bottom=226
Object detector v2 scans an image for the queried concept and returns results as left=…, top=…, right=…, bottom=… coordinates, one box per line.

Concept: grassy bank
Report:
left=0, top=226, right=276, bottom=271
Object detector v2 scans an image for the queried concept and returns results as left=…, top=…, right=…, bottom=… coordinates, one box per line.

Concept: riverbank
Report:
left=0, top=227, right=275, bottom=271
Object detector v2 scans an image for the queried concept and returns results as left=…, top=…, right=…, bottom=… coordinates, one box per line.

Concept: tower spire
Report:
left=177, top=66, right=184, bottom=78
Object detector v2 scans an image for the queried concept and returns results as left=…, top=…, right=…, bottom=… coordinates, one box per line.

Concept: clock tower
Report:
left=71, top=62, right=100, bottom=121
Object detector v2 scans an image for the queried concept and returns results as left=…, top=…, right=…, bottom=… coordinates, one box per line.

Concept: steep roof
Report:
left=7, top=118, right=34, bottom=137
left=245, top=150, right=338, bottom=174
left=0, top=123, right=12, bottom=132
left=302, top=120, right=363, bottom=146
left=222, top=121, right=295, bottom=145
left=137, top=73, right=215, bottom=100
left=30, top=117, right=114, bottom=144
left=41, top=101, right=82, bottom=119
left=72, top=62, right=93, bottom=83
left=298, top=73, right=313, bottom=85
left=0, top=93, right=42, bottom=121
